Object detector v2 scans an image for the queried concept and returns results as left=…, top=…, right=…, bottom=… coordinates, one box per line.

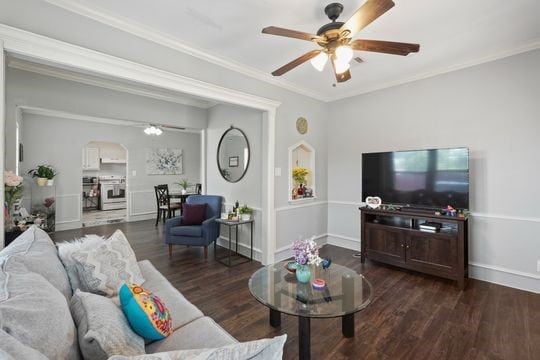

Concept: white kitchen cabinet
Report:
left=82, top=147, right=100, bottom=170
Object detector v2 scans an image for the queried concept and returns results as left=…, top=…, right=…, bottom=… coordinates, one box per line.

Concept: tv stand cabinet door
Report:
left=405, top=233, right=457, bottom=277
left=365, top=224, right=405, bottom=264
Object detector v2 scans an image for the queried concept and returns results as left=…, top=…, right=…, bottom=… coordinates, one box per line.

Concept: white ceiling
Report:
left=45, top=0, right=540, bottom=101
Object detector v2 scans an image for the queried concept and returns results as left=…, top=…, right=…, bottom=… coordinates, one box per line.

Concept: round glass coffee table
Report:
left=248, top=262, right=373, bottom=360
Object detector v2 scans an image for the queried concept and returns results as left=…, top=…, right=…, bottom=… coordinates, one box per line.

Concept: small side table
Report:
left=214, top=218, right=254, bottom=267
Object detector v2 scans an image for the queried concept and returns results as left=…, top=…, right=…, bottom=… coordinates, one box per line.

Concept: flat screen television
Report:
left=362, top=147, right=469, bottom=210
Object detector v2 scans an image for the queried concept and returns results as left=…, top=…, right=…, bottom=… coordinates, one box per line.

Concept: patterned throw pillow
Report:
left=72, top=230, right=145, bottom=297
left=119, top=283, right=172, bottom=340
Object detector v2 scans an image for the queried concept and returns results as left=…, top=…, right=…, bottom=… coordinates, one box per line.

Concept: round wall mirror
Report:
left=217, top=126, right=250, bottom=183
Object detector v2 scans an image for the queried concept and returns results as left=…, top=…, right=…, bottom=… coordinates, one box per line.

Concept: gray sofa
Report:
left=0, top=226, right=275, bottom=359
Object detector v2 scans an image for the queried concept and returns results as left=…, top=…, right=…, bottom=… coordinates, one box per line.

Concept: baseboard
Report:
left=217, top=236, right=262, bottom=262
left=469, top=262, right=539, bottom=294
left=274, top=233, right=328, bottom=263
left=327, top=233, right=539, bottom=294
left=326, top=233, right=360, bottom=251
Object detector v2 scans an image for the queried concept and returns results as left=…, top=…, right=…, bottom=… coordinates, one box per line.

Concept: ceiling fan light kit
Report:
left=144, top=125, right=163, bottom=136
left=262, top=0, right=420, bottom=83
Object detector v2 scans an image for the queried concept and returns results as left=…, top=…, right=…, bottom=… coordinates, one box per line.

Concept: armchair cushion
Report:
left=169, top=226, right=202, bottom=238
left=181, top=203, right=206, bottom=225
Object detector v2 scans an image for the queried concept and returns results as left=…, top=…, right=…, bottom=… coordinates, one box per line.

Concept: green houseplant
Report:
left=238, top=204, right=253, bottom=221
left=28, top=165, right=58, bottom=186
left=177, top=178, right=190, bottom=194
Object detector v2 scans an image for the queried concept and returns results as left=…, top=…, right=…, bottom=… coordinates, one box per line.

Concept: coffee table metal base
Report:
left=268, top=309, right=355, bottom=360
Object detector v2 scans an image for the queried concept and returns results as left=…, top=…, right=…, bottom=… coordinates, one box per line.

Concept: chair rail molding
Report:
left=0, top=24, right=279, bottom=264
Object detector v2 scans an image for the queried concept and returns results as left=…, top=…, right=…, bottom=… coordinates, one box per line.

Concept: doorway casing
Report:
left=0, top=25, right=279, bottom=265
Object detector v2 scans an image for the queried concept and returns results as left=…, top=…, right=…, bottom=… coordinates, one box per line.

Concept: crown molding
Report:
left=44, top=0, right=326, bottom=102
left=0, top=24, right=281, bottom=111
left=7, top=57, right=217, bottom=109
left=327, top=38, right=540, bottom=102
left=19, top=105, right=203, bottom=134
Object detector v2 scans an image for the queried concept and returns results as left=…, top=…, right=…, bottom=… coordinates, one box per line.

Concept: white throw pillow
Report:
left=71, top=230, right=145, bottom=297
left=57, top=234, right=106, bottom=293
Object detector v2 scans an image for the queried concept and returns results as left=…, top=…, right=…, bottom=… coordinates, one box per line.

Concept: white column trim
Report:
left=0, top=40, right=5, bottom=249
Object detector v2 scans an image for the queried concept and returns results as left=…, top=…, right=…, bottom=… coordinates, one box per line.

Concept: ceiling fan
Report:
left=262, top=0, right=420, bottom=83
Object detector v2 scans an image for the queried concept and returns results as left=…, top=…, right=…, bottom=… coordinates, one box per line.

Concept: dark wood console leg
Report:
left=269, top=308, right=281, bottom=327
left=342, top=313, right=355, bottom=338
left=299, top=316, right=311, bottom=360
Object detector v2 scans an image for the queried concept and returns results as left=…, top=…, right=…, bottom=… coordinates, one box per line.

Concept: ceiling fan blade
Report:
left=330, top=58, right=352, bottom=83
left=350, top=39, right=420, bottom=55
left=262, top=26, right=325, bottom=43
left=340, top=0, right=395, bottom=38
left=271, top=50, right=322, bottom=76
left=336, top=69, right=351, bottom=83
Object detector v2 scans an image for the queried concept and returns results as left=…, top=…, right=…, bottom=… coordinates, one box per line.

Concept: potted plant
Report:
left=28, top=165, right=58, bottom=186
left=292, top=167, right=309, bottom=196
left=177, top=178, right=190, bottom=195
left=238, top=204, right=253, bottom=221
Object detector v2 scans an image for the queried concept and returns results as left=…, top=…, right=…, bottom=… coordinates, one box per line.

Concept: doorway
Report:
left=82, top=141, right=127, bottom=227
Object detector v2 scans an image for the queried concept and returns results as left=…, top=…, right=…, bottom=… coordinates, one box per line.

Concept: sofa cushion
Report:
left=0, top=226, right=71, bottom=300
left=72, top=230, right=145, bottom=297
left=181, top=203, right=206, bottom=225
left=138, top=260, right=203, bottom=331
left=0, top=259, right=80, bottom=359
left=145, top=317, right=237, bottom=354
left=0, top=328, right=48, bottom=360
left=119, top=283, right=173, bottom=341
left=70, top=290, right=145, bottom=359
left=112, top=335, right=286, bottom=360
left=169, top=225, right=202, bottom=237
left=57, top=234, right=106, bottom=293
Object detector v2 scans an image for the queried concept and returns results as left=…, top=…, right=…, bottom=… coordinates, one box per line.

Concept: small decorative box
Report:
left=312, top=278, right=326, bottom=290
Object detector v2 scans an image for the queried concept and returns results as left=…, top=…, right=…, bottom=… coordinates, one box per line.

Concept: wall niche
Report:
left=288, top=141, right=316, bottom=203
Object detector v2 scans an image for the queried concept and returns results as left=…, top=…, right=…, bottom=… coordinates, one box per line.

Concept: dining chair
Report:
left=154, top=184, right=181, bottom=226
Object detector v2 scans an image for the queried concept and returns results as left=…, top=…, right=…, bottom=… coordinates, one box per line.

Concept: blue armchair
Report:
left=164, top=195, right=222, bottom=259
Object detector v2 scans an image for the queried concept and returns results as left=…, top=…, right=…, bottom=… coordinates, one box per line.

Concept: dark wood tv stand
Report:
left=359, top=207, right=469, bottom=289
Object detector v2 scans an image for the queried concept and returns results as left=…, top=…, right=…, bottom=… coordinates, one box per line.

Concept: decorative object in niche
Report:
left=296, top=117, right=308, bottom=134
left=288, top=141, right=316, bottom=202
left=146, top=148, right=183, bottom=175
left=217, top=126, right=250, bottom=183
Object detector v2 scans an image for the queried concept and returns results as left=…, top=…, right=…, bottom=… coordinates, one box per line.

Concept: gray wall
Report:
left=327, top=49, right=540, bottom=293
left=22, top=113, right=201, bottom=230
left=5, top=68, right=207, bottom=171
left=206, top=104, right=263, bottom=259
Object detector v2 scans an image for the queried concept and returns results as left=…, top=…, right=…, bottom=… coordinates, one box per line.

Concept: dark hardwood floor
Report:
left=52, top=220, right=540, bottom=360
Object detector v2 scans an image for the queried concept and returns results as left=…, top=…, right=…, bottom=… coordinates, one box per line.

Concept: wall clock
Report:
left=296, top=117, right=308, bottom=134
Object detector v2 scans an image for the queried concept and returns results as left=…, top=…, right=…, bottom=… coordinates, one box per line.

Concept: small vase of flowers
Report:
left=292, top=236, right=322, bottom=283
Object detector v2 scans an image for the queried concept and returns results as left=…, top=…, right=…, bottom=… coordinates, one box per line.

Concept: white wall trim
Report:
left=43, top=0, right=325, bottom=102
left=19, top=105, right=203, bottom=134
left=7, top=58, right=216, bottom=109
left=275, top=200, right=327, bottom=213
left=128, top=190, right=155, bottom=217
left=0, top=24, right=281, bottom=111
left=42, top=1, right=540, bottom=103
left=327, top=38, right=540, bottom=101
left=56, top=193, right=82, bottom=224
left=469, top=262, right=539, bottom=294
left=470, top=212, right=540, bottom=224
left=217, top=236, right=262, bottom=262
left=0, top=40, right=5, bottom=248
left=327, top=233, right=360, bottom=251
left=328, top=200, right=363, bottom=206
